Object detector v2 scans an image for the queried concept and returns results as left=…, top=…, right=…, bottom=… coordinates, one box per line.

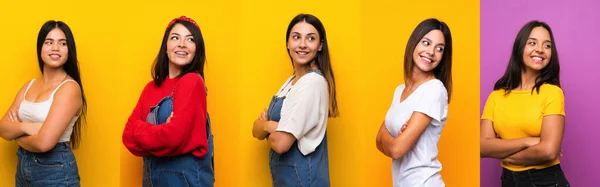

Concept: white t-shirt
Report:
left=274, top=72, right=329, bottom=156
left=384, top=79, right=448, bottom=187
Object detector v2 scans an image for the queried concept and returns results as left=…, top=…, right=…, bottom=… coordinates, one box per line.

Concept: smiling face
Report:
left=522, top=26, right=552, bottom=72
left=40, top=28, right=69, bottom=68
left=166, top=23, right=196, bottom=68
left=412, top=29, right=445, bottom=73
left=287, top=21, right=323, bottom=66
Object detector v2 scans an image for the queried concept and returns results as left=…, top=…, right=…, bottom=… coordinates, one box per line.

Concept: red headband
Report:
left=166, top=16, right=200, bottom=33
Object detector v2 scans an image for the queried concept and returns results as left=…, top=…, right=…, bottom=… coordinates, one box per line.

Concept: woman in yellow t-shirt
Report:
left=480, top=20, right=569, bottom=187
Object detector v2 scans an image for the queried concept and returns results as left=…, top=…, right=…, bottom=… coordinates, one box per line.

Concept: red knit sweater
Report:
left=123, top=73, right=207, bottom=158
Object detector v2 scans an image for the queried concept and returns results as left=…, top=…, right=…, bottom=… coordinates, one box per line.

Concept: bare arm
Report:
left=252, top=109, right=269, bottom=140
left=16, top=82, right=82, bottom=152
left=502, top=115, right=564, bottom=166
left=266, top=121, right=296, bottom=154
left=0, top=82, right=32, bottom=140
left=380, top=112, right=431, bottom=160
left=480, top=119, right=540, bottom=158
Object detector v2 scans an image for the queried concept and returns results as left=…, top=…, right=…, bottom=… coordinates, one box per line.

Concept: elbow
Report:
left=542, top=148, right=560, bottom=161
left=269, top=139, right=292, bottom=155
left=388, top=145, right=405, bottom=160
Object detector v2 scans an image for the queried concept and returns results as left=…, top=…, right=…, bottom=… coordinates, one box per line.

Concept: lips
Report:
left=420, top=55, right=433, bottom=63
left=174, top=51, right=189, bottom=57
left=49, top=54, right=61, bottom=60
left=531, top=55, right=545, bottom=63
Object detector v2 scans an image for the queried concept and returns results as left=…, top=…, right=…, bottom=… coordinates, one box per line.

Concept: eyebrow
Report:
left=423, top=37, right=445, bottom=46
left=170, top=33, right=193, bottom=37
left=292, top=32, right=317, bottom=35
left=45, top=38, right=67, bottom=41
left=528, top=38, right=552, bottom=43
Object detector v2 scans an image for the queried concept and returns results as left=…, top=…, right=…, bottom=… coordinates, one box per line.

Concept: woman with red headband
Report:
left=122, top=16, right=214, bottom=187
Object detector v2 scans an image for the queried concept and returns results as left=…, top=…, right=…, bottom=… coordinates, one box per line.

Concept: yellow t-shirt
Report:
left=482, top=84, right=565, bottom=171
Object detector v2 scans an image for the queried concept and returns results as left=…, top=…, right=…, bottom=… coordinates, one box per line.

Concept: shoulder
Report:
left=421, top=79, right=447, bottom=98
left=55, top=80, right=82, bottom=99
left=178, top=73, right=206, bottom=87
left=540, top=84, right=564, bottom=98
left=297, top=72, right=327, bottom=89
left=394, top=84, right=406, bottom=94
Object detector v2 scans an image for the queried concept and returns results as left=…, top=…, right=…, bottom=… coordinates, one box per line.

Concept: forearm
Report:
left=381, top=131, right=405, bottom=159
left=0, top=120, right=26, bottom=140
left=480, top=137, right=531, bottom=159
left=503, top=144, right=558, bottom=166
left=15, top=135, right=54, bottom=153
left=252, top=119, right=269, bottom=140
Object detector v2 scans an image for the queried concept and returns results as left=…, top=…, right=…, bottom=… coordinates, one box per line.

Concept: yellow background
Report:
left=0, top=0, right=479, bottom=186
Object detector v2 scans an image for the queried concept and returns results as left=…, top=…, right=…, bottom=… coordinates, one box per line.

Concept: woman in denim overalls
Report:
left=123, top=16, right=214, bottom=187
left=0, top=20, right=86, bottom=186
left=253, top=14, right=339, bottom=187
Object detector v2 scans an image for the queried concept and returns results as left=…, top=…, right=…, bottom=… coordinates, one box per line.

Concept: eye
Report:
left=528, top=41, right=536, bottom=46
left=45, top=41, right=52, bottom=45
left=435, top=46, right=444, bottom=52
left=308, top=36, right=316, bottom=41
left=544, top=44, right=552, bottom=49
left=59, top=42, right=67, bottom=46
left=170, top=36, right=179, bottom=40
left=187, top=37, right=195, bottom=42
left=293, top=35, right=300, bottom=40
left=422, top=40, right=430, bottom=46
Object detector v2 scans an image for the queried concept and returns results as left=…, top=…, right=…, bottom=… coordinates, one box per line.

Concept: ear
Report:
left=318, top=40, right=323, bottom=51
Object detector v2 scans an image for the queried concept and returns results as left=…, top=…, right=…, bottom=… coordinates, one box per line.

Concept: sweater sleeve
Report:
left=133, top=75, right=208, bottom=156
left=122, top=82, right=152, bottom=156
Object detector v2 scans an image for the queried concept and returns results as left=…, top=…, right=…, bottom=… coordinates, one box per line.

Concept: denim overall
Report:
left=267, top=69, right=330, bottom=187
left=142, top=85, right=214, bottom=187
left=16, top=142, right=80, bottom=187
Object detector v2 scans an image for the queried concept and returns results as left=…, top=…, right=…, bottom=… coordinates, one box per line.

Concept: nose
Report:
left=534, top=44, right=544, bottom=54
left=51, top=43, right=60, bottom=51
left=299, top=38, right=308, bottom=49
left=426, top=46, right=435, bottom=56
left=177, top=39, right=186, bottom=48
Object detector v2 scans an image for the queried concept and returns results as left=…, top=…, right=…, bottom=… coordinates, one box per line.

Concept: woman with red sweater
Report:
left=122, top=16, right=214, bottom=187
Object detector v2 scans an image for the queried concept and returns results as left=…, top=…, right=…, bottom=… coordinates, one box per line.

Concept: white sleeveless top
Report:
left=17, top=79, right=80, bottom=142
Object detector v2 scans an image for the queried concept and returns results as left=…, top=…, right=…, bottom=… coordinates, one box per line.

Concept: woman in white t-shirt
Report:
left=376, top=18, right=453, bottom=187
left=252, top=13, right=339, bottom=187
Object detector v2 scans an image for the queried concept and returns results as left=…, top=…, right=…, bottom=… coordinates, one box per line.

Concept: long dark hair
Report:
left=286, top=13, right=339, bottom=117
left=36, top=20, right=87, bottom=148
left=494, top=20, right=560, bottom=94
left=152, top=19, right=206, bottom=87
left=404, top=18, right=453, bottom=102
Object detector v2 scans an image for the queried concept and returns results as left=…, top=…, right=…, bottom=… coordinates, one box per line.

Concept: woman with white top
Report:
left=0, top=20, right=86, bottom=186
left=376, top=18, right=453, bottom=187
left=252, top=13, right=339, bottom=187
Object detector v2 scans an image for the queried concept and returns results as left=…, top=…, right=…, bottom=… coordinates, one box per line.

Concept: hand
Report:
left=166, top=112, right=174, bottom=123
left=259, top=109, right=267, bottom=121
left=263, top=121, right=278, bottom=134
left=21, top=122, right=42, bottom=135
left=397, top=123, right=408, bottom=136
left=7, top=109, right=21, bottom=122
left=524, top=137, right=541, bottom=147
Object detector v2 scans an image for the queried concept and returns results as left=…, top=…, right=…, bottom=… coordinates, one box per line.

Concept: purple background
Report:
left=481, top=0, right=600, bottom=186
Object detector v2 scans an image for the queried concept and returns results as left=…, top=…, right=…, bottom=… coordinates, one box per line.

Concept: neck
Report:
left=293, top=60, right=317, bottom=78
left=407, top=67, right=435, bottom=87
left=520, top=69, right=539, bottom=90
left=42, top=66, right=68, bottom=83
left=168, top=63, right=182, bottom=79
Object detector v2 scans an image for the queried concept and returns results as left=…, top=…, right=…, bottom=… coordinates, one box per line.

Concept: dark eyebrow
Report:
left=45, top=38, right=67, bottom=42
left=170, top=33, right=193, bottom=37
left=423, top=37, right=445, bottom=46
left=292, top=32, right=317, bottom=35
left=528, top=38, right=552, bottom=43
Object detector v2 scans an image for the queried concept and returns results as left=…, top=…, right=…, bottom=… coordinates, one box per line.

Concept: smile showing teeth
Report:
left=175, top=51, right=188, bottom=55
left=49, top=54, right=60, bottom=59
left=421, top=56, right=432, bottom=63
left=296, top=51, right=309, bottom=55
left=532, top=57, right=543, bottom=61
